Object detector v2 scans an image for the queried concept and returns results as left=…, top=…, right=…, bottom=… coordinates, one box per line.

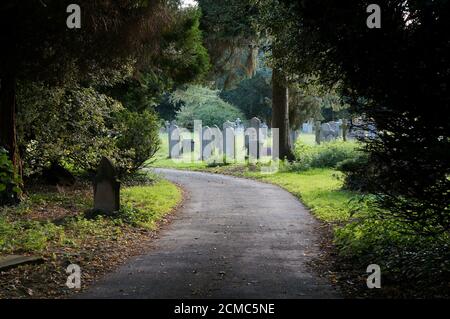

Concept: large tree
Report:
left=0, top=0, right=170, bottom=175
left=198, top=0, right=295, bottom=159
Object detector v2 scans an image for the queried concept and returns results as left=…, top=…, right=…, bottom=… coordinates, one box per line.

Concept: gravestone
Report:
left=259, top=122, right=269, bottom=158
left=181, top=138, right=194, bottom=155
left=94, top=157, right=120, bottom=215
left=168, top=124, right=181, bottom=158
left=202, top=126, right=213, bottom=161
left=302, top=122, right=313, bottom=134
left=234, top=120, right=246, bottom=163
left=223, top=121, right=235, bottom=162
left=320, top=122, right=339, bottom=141
left=212, top=125, right=224, bottom=161
left=249, top=117, right=261, bottom=160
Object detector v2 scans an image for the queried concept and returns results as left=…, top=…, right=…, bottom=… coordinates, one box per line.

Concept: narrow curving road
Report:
left=81, top=169, right=340, bottom=298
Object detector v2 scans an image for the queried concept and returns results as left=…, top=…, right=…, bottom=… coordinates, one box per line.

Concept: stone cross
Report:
left=94, top=157, right=120, bottom=215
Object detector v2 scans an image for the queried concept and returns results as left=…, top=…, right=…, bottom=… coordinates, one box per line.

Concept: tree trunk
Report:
left=0, top=73, right=21, bottom=177
left=271, top=68, right=294, bottom=161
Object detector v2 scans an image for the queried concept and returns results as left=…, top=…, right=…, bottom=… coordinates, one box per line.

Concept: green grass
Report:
left=120, top=179, right=182, bottom=229
left=0, top=178, right=182, bottom=254
left=246, top=169, right=366, bottom=222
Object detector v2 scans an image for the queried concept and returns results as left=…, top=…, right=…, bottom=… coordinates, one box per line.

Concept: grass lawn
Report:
left=121, top=180, right=182, bottom=229
left=245, top=169, right=364, bottom=222
left=0, top=176, right=182, bottom=298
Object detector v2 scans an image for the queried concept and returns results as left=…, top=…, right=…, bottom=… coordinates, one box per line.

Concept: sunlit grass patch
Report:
left=120, top=179, right=182, bottom=229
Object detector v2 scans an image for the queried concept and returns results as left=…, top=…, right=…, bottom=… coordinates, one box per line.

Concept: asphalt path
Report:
left=80, top=168, right=340, bottom=298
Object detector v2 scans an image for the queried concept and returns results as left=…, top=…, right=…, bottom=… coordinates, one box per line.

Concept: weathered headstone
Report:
left=234, top=121, right=246, bottom=163
left=168, top=124, right=181, bottom=158
left=223, top=121, right=235, bottom=162
left=249, top=117, right=261, bottom=160
left=320, top=122, right=339, bottom=142
left=181, top=138, right=194, bottom=155
left=212, top=125, right=224, bottom=162
left=202, top=126, right=213, bottom=161
left=302, top=122, right=313, bottom=134
left=94, top=157, right=120, bottom=215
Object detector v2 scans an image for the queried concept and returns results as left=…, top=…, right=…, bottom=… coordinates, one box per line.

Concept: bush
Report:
left=334, top=216, right=450, bottom=296
left=0, top=148, right=21, bottom=206
left=17, top=83, right=161, bottom=179
left=284, top=140, right=360, bottom=172
left=114, top=110, right=160, bottom=176
left=336, top=153, right=373, bottom=192
left=17, top=84, right=123, bottom=176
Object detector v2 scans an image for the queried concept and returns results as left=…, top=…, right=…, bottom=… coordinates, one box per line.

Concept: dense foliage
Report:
left=0, top=148, right=20, bottom=206
left=257, top=0, right=450, bottom=234
left=172, top=85, right=245, bottom=128
left=1, top=2, right=210, bottom=187
left=220, top=69, right=272, bottom=123
left=284, top=140, right=360, bottom=172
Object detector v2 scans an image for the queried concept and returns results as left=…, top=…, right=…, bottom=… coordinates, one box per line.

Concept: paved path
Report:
left=81, top=169, right=340, bottom=298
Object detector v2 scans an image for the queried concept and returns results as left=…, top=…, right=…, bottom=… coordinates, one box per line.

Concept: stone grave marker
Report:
left=202, top=126, right=213, bottom=161
left=94, top=157, right=120, bottom=215
left=249, top=117, right=261, bottom=160
left=168, top=124, right=181, bottom=158
left=223, top=121, right=235, bottom=162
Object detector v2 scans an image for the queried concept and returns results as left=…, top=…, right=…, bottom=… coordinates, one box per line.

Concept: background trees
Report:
left=172, top=85, right=244, bottom=128
left=0, top=0, right=171, bottom=177
left=0, top=1, right=210, bottom=192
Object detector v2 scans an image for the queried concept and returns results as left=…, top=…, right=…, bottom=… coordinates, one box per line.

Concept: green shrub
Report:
left=0, top=217, right=64, bottom=253
left=114, top=109, right=160, bottom=176
left=334, top=216, right=450, bottom=293
left=285, top=140, right=360, bottom=172
left=336, top=153, right=373, bottom=192
left=310, top=141, right=360, bottom=168
left=0, top=148, right=21, bottom=206
left=17, top=83, right=161, bottom=179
